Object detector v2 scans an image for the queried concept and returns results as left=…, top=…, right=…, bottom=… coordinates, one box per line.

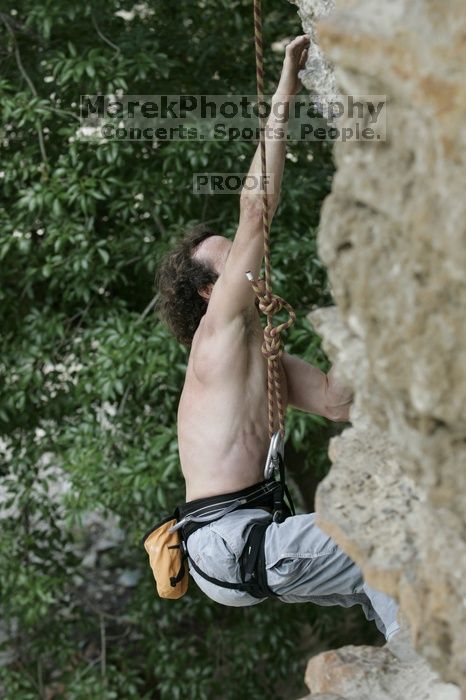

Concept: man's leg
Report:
left=186, top=509, right=271, bottom=607
left=264, top=512, right=400, bottom=640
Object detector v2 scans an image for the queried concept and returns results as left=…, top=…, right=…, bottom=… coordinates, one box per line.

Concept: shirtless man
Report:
left=160, top=35, right=352, bottom=501
left=156, top=36, right=400, bottom=641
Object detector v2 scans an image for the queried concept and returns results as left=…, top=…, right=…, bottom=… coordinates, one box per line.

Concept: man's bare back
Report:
left=178, top=308, right=288, bottom=501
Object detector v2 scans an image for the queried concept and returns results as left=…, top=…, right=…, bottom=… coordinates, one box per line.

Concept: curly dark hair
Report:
left=155, top=225, right=220, bottom=347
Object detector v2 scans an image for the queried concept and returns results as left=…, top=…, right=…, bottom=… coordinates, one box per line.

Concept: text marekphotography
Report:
left=78, top=94, right=387, bottom=142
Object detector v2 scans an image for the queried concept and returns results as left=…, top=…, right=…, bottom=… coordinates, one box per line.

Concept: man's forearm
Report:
left=239, top=35, right=310, bottom=222
left=281, top=353, right=353, bottom=422
left=241, top=93, right=290, bottom=219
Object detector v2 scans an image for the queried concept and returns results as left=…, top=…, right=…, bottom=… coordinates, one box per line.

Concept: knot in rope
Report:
left=246, top=272, right=296, bottom=363
left=257, top=290, right=282, bottom=316
left=262, top=324, right=282, bottom=360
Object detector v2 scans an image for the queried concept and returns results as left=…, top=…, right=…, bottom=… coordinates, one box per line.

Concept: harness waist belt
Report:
left=175, top=479, right=285, bottom=541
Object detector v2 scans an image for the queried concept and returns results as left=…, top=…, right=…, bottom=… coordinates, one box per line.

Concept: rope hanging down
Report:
left=246, top=0, right=296, bottom=440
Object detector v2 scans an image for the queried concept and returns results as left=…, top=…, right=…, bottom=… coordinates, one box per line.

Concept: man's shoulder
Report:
left=188, top=311, right=258, bottom=381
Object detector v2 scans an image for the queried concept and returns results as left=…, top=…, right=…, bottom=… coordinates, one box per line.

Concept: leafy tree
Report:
left=0, top=1, right=381, bottom=698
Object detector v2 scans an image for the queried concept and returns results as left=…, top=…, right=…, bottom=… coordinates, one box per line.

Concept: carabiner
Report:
left=263, top=431, right=284, bottom=480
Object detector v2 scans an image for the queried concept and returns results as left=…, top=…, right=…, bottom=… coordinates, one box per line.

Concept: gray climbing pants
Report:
left=186, top=508, right=400, bottom=641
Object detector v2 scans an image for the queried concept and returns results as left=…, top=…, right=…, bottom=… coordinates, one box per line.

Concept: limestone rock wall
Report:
left=297, top=627, right=460, bottom=699
left=289, top=0, right=466, bottom=692
left=301, top=631, right=460, bottom=700
left=290, top=0, right=338, bottom=102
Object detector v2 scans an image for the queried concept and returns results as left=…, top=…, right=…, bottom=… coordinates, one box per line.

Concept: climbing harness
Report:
left=142, top=0, right=299, bottom=602
left=142, top=433, right=296, bottom=600
left=142, top=477, right=295, bottom=600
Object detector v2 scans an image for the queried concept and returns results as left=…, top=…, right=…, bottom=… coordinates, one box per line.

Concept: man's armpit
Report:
left=191, top=315, right=249, bottom=382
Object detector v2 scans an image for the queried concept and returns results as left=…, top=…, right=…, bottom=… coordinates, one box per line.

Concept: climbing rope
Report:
left=247, top=0, right=296, bottom=440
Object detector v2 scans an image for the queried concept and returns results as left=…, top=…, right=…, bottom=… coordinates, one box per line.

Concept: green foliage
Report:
left=0, top=1, right=376, bottom=698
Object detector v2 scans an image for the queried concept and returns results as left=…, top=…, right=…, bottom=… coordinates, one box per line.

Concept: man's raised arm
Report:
left=204, top=36, right=310, bottom=328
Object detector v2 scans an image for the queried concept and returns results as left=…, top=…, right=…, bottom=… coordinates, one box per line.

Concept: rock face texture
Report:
left=298, top=628, right=460, bottom=700
left=289, top=0, right=466, bottom=694
left=290, top=0, right=338, bottom=104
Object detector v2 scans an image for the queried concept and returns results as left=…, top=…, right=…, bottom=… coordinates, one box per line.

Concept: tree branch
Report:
left=91, top=10, right=121, bottom=55
left=100, top=614, right=107, bottom=684
left=1, top=14, right=48, bottom=168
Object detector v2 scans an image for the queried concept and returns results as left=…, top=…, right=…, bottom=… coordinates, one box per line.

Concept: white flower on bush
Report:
left=115, top=3, right=155, bottom=21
